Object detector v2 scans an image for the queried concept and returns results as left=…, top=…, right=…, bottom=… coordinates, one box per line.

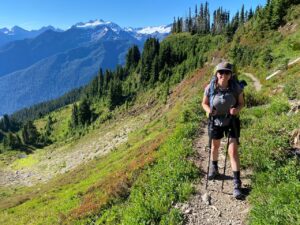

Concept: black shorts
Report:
left=208, top=117, right=240, bottom=140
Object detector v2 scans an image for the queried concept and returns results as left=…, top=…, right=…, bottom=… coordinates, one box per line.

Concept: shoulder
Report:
left=204, top=82, right=214, bottom=96
left=230, top=80, right=243, bottom=95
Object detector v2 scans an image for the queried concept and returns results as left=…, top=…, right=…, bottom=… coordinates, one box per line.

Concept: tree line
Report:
left=171, top=2, right=255, bottom=37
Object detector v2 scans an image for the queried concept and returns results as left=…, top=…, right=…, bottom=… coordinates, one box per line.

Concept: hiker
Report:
left=202, top=61, right=244, bottom=199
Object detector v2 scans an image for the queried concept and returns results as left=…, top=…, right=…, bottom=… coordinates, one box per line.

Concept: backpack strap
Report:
left=208, top=76, right=217, bottom=113
left=229, top=80, right=239, bottom=107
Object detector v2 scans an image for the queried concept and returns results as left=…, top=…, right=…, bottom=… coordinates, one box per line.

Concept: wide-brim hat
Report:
left=215, top=61, right=233, bottom=73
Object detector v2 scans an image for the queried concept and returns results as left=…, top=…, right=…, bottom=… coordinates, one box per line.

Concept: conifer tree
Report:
left=0, top=114, right=10, bottom=132
left=22, top=121, right=39, bottom=145
left=140, top=38, right=160, bottom=85
left=78, top=99, right=91, bottom=125
left=97, top=68, right=104, bottom=97
left=176, top=17, right=182, bottom=32
left=126, top=45, right=141, bottom=71
left=248, top=8, right=254, bottom=20
left=240, top=4, right=245, bottom=24
left=71, top=103, right=79, bottom=128
left=198, top=3, right=205, bottom=33
left=188, top=7, right=193, bottom=32
left=4, top=133, right=21, bottom=149
left=150, top=55, right=159, bottom=85
left=204, top=2, right=210, bottom=33
left=172, top=17, right=177, bottom=33
left=44, top=115, right=53, bottom=137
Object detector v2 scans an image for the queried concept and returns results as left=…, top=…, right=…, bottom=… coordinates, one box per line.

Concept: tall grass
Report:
left=93, top=97, right=205, bottom=224
left=240, top=96, right=300, bottom=225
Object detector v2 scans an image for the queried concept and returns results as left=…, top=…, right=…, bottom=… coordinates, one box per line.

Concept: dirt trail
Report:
left=178, top=126, right=252, bottom=225
left=243, top=73, right=262, bottom=91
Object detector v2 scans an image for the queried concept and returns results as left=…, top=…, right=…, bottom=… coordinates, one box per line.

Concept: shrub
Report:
left=244, top=90, right=269, bottom=107
left=284, top=78, right=300, bottom=100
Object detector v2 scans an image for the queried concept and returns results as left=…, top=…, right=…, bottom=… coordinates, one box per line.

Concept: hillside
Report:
left=0, top=20, right=170, bottom=115
left=0, top=1, right=300, bottom=224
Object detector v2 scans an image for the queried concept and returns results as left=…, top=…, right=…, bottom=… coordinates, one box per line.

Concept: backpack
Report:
left=208, top=74, right=247, bottom=113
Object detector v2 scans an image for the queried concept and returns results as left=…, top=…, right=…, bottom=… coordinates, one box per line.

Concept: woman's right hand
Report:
left=210, top=108, right=217, bottom=116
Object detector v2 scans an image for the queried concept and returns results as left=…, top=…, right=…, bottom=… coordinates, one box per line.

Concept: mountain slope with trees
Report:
left=0, top=0, right=299, bottom=224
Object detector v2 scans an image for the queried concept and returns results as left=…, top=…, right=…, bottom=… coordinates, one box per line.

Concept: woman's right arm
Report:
left=202, top=94, right=211, bottom=115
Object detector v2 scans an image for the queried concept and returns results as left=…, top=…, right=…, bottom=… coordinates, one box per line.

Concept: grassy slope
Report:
left=0, top=64, right=210, bottom=224
left=240, top=62, right=300, bottom=225
left=234, top=9, right=300, bottom=223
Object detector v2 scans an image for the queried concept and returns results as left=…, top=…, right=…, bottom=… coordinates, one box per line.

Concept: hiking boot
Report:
left=208, top=165, right=219, bottom=180
left=233, top=179, right=243, bottom=199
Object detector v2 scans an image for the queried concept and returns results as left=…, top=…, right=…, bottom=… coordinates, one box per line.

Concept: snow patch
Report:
left=76, top=19, right=112, bottom=28
left=136, top=25, right=171, bottom=34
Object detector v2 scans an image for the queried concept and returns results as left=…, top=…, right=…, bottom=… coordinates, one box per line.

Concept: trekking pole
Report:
left=221, top=116, right=231, bottom=191
left=205, top=115, right=213, bottom=190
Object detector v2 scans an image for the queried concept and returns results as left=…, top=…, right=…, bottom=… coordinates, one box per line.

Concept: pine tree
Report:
left=240, top=4, right=245, bottom=24
left=188, top=7, right=193, bottom=32
left=0, top=114, right=10, bottom=132
left=103, top=69, right=112, bottom=94
left=78, top=99, right=92, bottom=125
left=172, top=17, right=177, bottom=33
left=22, top=121, right=39, bottom=145
left=204, top=2, right=210, bottom=33
left=140, top=38, right=160, bottom=85
left=71, top=103, right=79, bottom=128
left=4, top=132, right=21, bottom=149
left=176, top=17, right=182, bottom=32
left=97, top=69, right=104, bottom=97
left=126, top=45, right=141, bottom=71
left=248, top=8, right=253, bottom=20
left=150, top=55, right=159, bottom=85
left=198, top=3, right=205, bottom=33
left=44, top=115, right=53, bottom=137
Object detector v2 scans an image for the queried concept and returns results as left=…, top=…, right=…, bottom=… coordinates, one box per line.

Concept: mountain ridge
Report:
left=0, top=19, right=171, bottom=115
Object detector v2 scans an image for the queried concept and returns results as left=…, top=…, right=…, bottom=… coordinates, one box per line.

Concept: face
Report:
left=217, top=70, right=231, bottom=82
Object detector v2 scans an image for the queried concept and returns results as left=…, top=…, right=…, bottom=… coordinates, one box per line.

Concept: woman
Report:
left=202, top=61, right=244, bottom=199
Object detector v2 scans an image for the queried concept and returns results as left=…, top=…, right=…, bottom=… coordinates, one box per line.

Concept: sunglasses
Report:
left=218, top=70, right=231, bottom=75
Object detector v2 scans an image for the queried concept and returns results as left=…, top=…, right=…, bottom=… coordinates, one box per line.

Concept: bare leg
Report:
left=228, top=138, right=240, bottom=171
left=211, top=139, right=221, bottom=161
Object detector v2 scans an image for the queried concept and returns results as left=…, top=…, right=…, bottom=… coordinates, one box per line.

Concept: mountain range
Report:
left=0, top=25, right=63, bottom=47
left=0, top=19, right=171, bottom=115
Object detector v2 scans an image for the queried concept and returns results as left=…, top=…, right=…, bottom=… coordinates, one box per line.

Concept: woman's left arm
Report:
left=236, top=92, right=244, bottom=112
left=230, top=92, right=244, bottom=115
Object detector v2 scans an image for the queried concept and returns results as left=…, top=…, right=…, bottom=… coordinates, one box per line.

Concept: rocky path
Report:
left=178, top=126, right=252, bottom=225
left=266, top=56, right=300, bottom=80
left=243, top=73, right=262, bottom=91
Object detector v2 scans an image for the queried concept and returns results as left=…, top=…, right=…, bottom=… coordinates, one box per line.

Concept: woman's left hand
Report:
left=230, top=108, right=239, bottom=115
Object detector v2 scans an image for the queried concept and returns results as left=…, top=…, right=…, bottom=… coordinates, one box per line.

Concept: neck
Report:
left=218, top=81, right=229, bottom=89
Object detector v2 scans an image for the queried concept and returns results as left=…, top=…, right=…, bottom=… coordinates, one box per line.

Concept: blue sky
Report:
left=0, top=0, right=266, bottom=30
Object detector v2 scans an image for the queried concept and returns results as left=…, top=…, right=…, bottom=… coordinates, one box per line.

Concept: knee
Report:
left=212, top=140, right=220, bottom=150
left=229, top=138, right=238, bottom=145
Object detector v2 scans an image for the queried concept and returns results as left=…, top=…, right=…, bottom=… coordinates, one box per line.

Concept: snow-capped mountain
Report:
left=125, top=24, right=172, bottom=41
left=134, top=25, right=172, bottom=34
left=0, top=25, right=62, bottom=47
left=0, top=19, right=172, bottom=115
left=74, top=19, right=112, bottom=28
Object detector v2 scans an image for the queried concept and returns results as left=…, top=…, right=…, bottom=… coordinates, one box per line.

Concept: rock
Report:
left=181, top=203, right=189, bottom=210
left=291, top=129, right=300, bottom=149
left=18, top=154, right=27, bottom=159
left=185, top=208, right=193, bottom=214
left=201, top=193, right=211, bottom=205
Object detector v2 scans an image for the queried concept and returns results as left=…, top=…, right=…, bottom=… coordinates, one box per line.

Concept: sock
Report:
left=233, top=171, right=240, bottom=180
left=212, top=160, right=218, bottom=168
